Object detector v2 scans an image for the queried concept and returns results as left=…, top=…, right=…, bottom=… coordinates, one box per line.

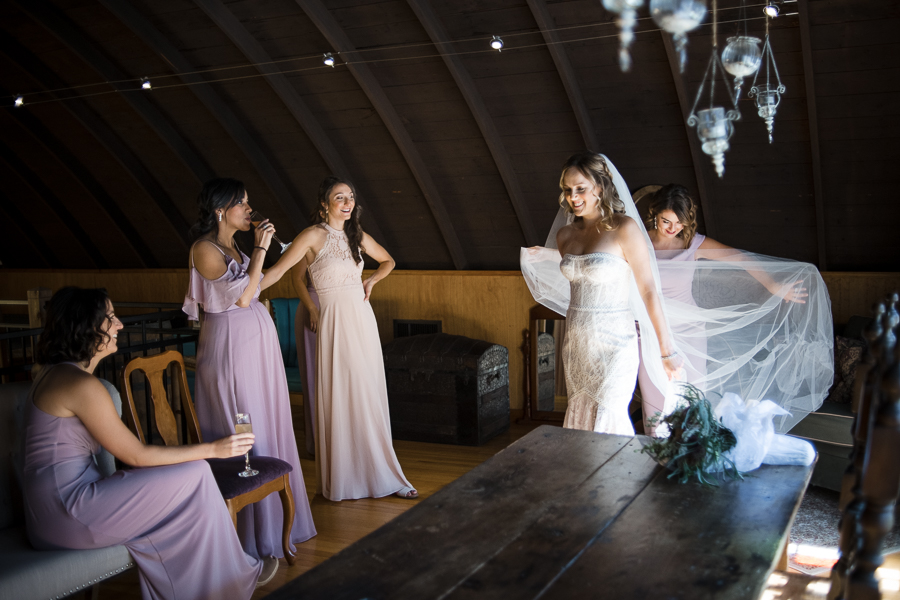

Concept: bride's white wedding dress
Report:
left=561, top=252, right=639, bottom=434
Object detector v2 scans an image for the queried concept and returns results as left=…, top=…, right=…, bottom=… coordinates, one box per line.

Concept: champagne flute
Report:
left=234, top=413, right=259, bottom=478
left=250, top=211, right=292, bottom=254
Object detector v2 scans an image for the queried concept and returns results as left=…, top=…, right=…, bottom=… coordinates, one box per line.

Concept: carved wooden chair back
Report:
left=830, top=293, right=900, bottom=600
left=122, top=350, right=297, bottom=565
left=122, top=350, right=201, bottom=446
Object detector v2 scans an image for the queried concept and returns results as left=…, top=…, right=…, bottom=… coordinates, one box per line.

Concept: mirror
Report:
left=525, top=304, right=567, bottom=422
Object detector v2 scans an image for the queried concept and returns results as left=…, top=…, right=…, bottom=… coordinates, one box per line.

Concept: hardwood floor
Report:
left=93, top=407, right=540, bottom=599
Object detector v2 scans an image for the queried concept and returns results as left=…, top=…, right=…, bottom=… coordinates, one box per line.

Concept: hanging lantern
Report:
left=721, top=36, right=761, bottom=99
left=687, top=0, right=740, bottom=178
left=650, top=0, right=707, bottom=73
left=748, top=29, right=786, bottom=143
left=602, top=0, right=644, bottom=72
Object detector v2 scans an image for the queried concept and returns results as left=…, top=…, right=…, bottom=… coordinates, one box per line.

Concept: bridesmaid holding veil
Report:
left=638, top=184, right=833, bottom=434
left=522, top=152, right=681, bottom=435
left=282, top=176, right=417, bottom=501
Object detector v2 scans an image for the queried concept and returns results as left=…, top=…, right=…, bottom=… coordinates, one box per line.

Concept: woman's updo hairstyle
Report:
left=313, top=176, right=365, bottom=265
left=191, top=178, right=246, bottom=240
left=558, top=152, right=626, bottom=231
left=646, top=184, right=698, bottom=249
left=35, top=287, right=112, bottom=366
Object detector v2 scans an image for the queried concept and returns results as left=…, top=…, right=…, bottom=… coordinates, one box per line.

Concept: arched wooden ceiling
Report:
left=0, top=0, right=897, bottom=271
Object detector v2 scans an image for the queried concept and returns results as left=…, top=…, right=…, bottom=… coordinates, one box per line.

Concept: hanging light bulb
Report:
left=602, top=0, right=644, bottom=72
left=748, top=19, right=786, bottom=143
left=686, top=0, right=740, bottom=178
left=763, top=1, right=781, bottom=17
left=140, top=77, right=152, bottom=90
left=14, top=95, right=24, bottom=107
left=721, top=36, right=761, bottom=99
left=490, top=36, right=504, bottom=51
left=323, top=53, right=335, bottom=67
left=650, top=0, right=707, bottom=73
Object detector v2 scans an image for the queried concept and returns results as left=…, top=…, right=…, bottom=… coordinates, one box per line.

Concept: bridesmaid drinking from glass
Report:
left=183, top=178, right=316, bottom=559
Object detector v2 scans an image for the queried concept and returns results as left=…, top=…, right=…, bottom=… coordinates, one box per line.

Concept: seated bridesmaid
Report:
left=23, top=287, right=277, bottom=600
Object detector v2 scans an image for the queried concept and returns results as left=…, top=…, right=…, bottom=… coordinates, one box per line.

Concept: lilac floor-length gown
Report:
left=309, top=223, right=413, bottom=501
left=638, top=233, right=708, bottom=433
left=294, top=281, right=318, bottom=456
left=183, top=242, right=316, bottom=558
left=23, top=364, right=261, bottom=600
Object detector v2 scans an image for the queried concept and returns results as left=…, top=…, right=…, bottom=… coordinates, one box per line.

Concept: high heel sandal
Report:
left=395, top=486, right=418, bottom=499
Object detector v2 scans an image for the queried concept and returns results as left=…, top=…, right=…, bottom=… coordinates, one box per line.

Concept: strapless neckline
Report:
left=563, top=251, right=628, bottom=265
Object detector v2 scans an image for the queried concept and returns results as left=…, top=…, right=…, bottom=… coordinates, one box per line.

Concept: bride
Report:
left=522, top=152, right=681, bottom=435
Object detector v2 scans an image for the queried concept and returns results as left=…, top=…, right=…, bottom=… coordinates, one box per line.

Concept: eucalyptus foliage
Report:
left=641, top=383, right=743, bottom=485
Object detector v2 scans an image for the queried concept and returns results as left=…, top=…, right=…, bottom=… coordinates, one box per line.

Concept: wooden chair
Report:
left=122, top=350, right=296, bottom=565
left=828, top=294, right=900, bottom=599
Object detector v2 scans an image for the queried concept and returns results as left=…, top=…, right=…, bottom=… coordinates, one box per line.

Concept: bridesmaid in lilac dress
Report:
left=292, top=257, right=318, bottom=457
left=638, top=184, right=811, bottom=433
left=25, top=287, right=272, bottom=600
left=183, top=178, right=316, bottom=559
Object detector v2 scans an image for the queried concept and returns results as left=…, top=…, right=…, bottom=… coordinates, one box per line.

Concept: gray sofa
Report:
left=0, top=379, right=134, bottom=600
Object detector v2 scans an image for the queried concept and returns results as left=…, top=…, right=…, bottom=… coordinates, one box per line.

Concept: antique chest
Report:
left=382, top=333, right=509, bottom=446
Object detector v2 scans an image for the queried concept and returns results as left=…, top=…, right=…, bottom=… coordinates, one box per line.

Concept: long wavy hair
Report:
left=35, top=287, right=111, bottom=366
left=190, top=178, right=246, bottom=241
left=646, top=184, right=698, bottom=249
left=313, top=176, right=365, bottom=264
left=558, top=152, right=625, bottom=231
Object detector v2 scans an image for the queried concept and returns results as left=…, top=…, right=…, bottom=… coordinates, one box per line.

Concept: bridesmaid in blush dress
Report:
left=280, top=176, right=417, bottom=501
left=25, top=287, right=272, bottom=600
left=183, top=178, right=316, bottom=559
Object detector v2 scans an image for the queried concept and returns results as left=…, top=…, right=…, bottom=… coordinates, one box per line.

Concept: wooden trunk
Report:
left=383, top=333, right=509, bottom=446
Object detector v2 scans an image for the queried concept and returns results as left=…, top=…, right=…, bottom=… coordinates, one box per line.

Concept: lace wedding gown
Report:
left=561, top=252, right=640, bottom=435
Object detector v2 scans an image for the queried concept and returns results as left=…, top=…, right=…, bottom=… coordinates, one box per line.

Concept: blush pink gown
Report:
left=23, top=364, right=261, bottom=600
left=309, top=223, right=413, bottom=501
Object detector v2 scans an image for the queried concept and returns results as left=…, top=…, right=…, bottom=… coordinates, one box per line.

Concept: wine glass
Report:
left=250, top=211, right=292, bottom=254
left=234, top=413, right=259, bottom=478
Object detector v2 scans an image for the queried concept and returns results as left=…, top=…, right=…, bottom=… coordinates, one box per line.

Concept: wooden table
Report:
left=270, top=425, right=814, bottom=600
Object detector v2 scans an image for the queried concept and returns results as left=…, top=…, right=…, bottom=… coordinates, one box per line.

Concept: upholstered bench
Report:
left=0, top=379, right=134, bottom=600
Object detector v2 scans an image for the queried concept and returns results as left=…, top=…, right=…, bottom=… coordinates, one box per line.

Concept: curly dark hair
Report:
left=646, top=184, right=698, bottom=249
left=312, top=176, right=365, bottom=265
left=558, top=152, right=626, bottom=231
left=190, top=178, right=247, bottom=240
left=35, top=287, right=112, bottom=366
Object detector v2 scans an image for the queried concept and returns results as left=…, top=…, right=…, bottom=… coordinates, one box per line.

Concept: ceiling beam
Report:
left=797, top=0, right=827, bottom=271
left=661, top=32, right=717, bottom=239
left=101, top=0, right=309, bottom=235
left=0, top=187, right=58, bottom=268
left=192, top=0, right=387, bottom=240
left=0, top=141, right=107, bottom=268
left=0, top=36, right=192, bottom=250
left=15, top=0, right=215, bottom=185
left=297, top=0, right=468, bottom=269
left=524, top=0, right=599, bottom=151
left=0, top=84, right=153, bottom=268
left=406, top=0, right=538, bottom=247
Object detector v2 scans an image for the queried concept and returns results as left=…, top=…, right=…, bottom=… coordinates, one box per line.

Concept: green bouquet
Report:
left=640, top=383, right=743, bottom=485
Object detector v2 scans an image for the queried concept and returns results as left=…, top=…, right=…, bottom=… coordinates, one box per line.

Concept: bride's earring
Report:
left=218, top=212, right=222, bottom=222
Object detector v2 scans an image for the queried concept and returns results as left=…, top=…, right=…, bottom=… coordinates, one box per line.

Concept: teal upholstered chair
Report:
left=270, top=298, right=303, bottom=394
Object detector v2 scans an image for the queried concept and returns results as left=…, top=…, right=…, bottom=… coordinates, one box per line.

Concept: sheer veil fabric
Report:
left=520, top=154, right=680, bottom=419
left=521, top=154, right=834, bottom=434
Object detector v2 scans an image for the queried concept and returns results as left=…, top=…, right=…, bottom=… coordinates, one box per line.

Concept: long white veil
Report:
left=520, top=154, right=679, bottom=417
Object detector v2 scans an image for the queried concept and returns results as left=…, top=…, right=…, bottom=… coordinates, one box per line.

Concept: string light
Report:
left=323, top=52, right=335, bottom=67
left=763, top=1, right=780, bottom=17
left=141, top=77, right=152, bottom=90
left=14, top=95, right=24, bottom=107
left=490, top=36, right=504, bottom=51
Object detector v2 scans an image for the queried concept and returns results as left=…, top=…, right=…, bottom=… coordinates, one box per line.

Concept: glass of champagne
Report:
left=250, top=211, right=292, bottom=254
left=234, top=413, right=259, bottom=478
